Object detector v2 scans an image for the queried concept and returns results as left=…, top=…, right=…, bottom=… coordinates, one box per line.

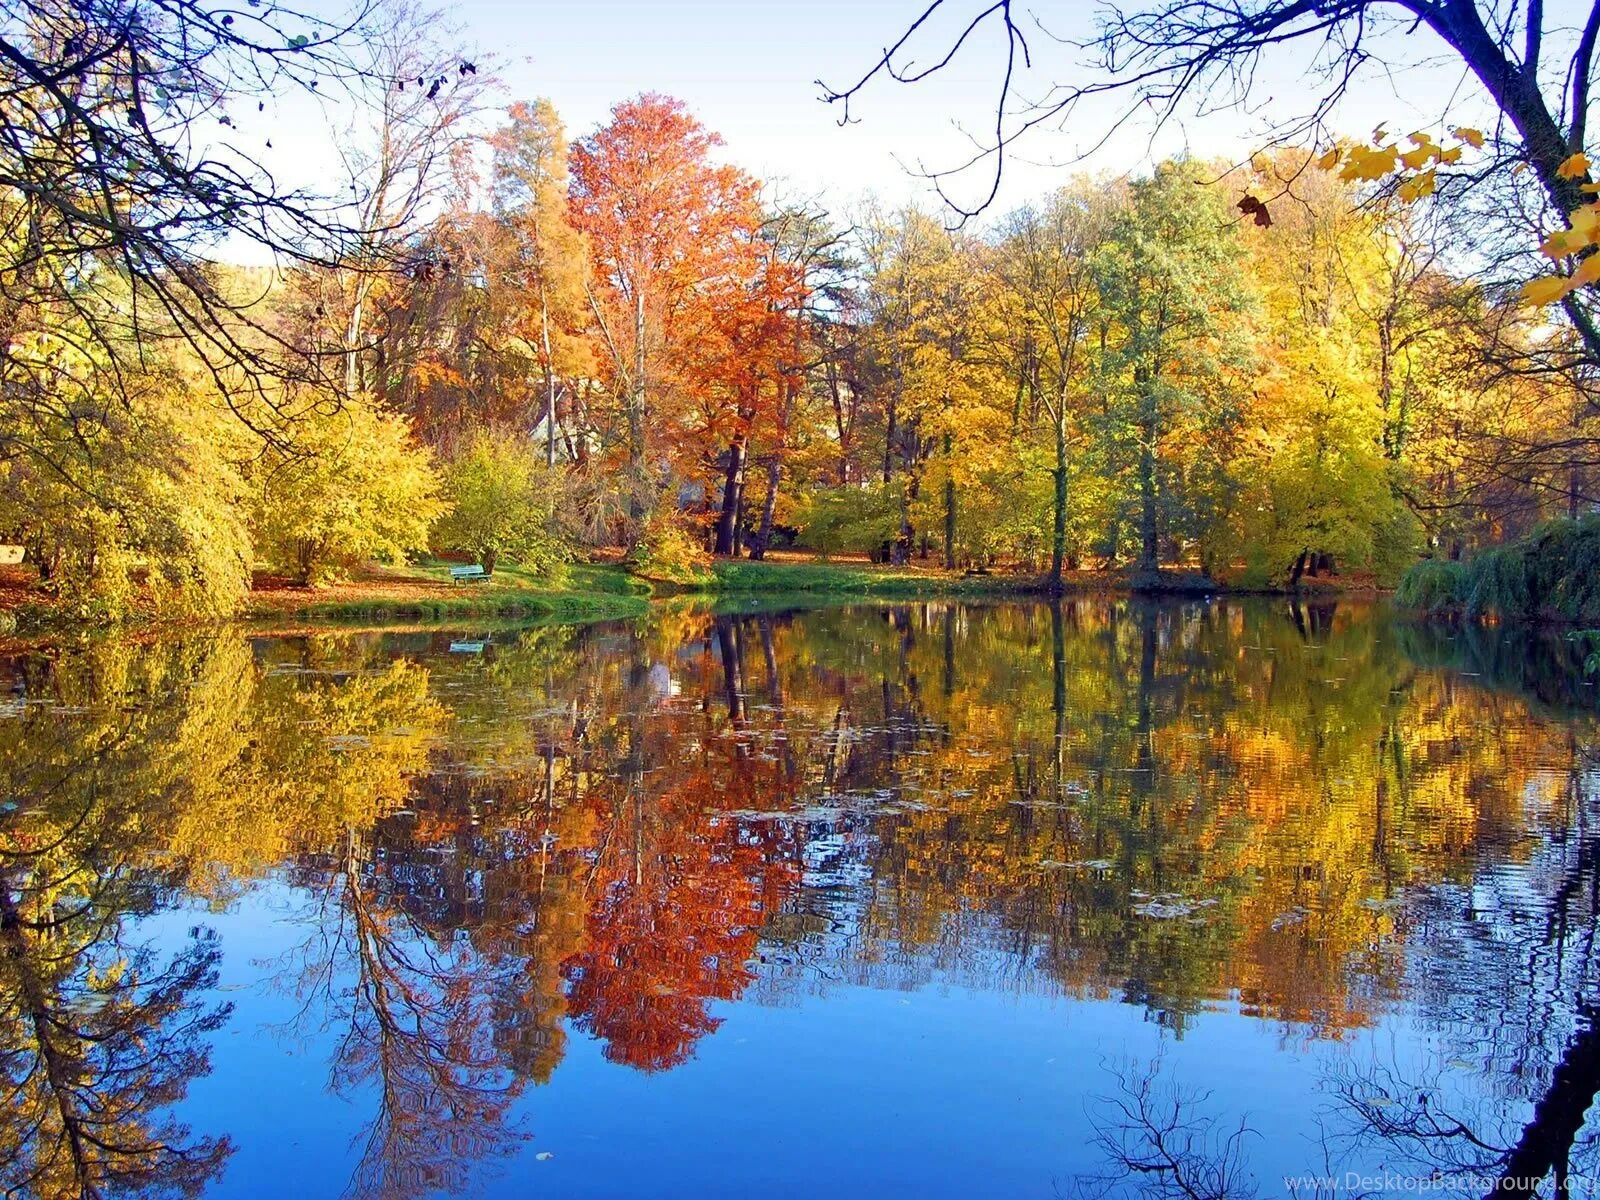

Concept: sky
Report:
left=449, top=0, right=1499, bottom=217
left=239, top=0, right=1512, bottom=234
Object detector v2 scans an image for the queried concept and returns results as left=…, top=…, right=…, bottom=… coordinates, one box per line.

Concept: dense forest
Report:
left=3, top=0, right=1600, bottom=619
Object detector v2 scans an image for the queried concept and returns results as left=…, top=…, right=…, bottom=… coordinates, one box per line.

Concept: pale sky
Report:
left=239, top=0, right=1513, bottom=233
left=462, top=0, right=1499, bottom=215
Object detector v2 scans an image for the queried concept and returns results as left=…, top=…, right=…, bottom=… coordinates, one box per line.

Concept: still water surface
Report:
left=3, top=598, right=1598, bottom=1199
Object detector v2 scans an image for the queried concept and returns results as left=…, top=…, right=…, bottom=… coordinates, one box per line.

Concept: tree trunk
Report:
left=540, top=284, right=558, bottom=469
left=893, top=476, right=917, bottom=566
left=1416, top=2, right=1600, bottom=358
left=751, top=458, right=781, bottom=560
left=1136, top=368, right=1159, bottom=572
left=714, top=438, right=746, bottom=556
left=1486, top=1017, right=1600, bottom=1200
left=1289, top=550, right=1308, bottom=590
left=628, top=288, right=648, bottom=524
left=1049, top=409, right=1069, bottom=592
left=942, top=433, right=957, bottom=569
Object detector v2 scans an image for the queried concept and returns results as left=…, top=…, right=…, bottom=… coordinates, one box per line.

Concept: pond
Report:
left=2, top=598, right=1597, bottom=1199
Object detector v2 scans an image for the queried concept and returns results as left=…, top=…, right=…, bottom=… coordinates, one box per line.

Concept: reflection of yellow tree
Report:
left=163, top=653, right=445, bottom=895
left=717, top=600, right=1584, bottom=1037
left=0, top=639, right=244, bottom=1199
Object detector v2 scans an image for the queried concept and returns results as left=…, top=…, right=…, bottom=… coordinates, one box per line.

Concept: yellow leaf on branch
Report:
left=1573, top=254, right=1600, bottom=288
left=1340, top=144, right=1399, bottom=182
left=1558, top=152, right=1592, bottom=180
left=1570, top=204, right=1600, bottom=237
left=1541, top=228, right=1592, bottom=258
left=1397, top=170, right=1437, bottom=202
left=1520, top=274, right=1574, bottom=306
left=1451, top=126, right=1485, bottom=148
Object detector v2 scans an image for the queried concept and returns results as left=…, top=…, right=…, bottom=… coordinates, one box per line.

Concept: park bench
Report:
left=449, top=564, right=490, bottom=583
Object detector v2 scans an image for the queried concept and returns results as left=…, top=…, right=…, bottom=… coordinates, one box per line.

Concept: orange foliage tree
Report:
left=567, top=93, right=765, bottom=535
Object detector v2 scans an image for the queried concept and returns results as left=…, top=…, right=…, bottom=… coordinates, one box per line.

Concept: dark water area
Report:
left=3, top=598, right=1599, bottom=1199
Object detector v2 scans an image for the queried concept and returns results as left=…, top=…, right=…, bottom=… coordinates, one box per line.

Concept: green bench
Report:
left=449, top=564, right=490, bottom=583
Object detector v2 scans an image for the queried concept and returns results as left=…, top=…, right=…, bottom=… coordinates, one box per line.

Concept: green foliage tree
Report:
left=1090, top=162, right=1258, bottom=574
left=993, top=183, right=1114, bottom=587
left=433, top=428, right=574, bottom=576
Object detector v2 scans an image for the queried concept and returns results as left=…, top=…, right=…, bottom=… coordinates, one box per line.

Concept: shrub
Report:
left=627, top=512, right=711, bottom=584
left=1, top=382, right=253, bottom=618
left=1523, top=514, right=1600, bottom=622
left=250, top=397, right=444, bottom=586
left=795, top=482, right=902, bottom=558
left=1403, top=516, right=1600, bottom=625
left=1464, top=545, right=1530, bottom=622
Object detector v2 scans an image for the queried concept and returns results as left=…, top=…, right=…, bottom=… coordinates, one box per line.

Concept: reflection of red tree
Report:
left=563, top=764, right=796, bottom=1071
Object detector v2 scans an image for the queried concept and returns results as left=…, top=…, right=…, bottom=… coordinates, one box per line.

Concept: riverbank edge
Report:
left=0, top=558, right=1379, bottom=648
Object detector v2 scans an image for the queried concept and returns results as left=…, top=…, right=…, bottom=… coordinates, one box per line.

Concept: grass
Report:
left=247, top=555, right=1047, bottom=632
left=0, top=547, right=1385, bottom=647
left=245, top=561, right=651, bottom=625
left=697, top=557, right=1039, bottom=597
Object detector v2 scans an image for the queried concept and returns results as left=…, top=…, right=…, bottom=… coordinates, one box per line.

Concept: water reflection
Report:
left=0, top=600, right=1595, bottom=1197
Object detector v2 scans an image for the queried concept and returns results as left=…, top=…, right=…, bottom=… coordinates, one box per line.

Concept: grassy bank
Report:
left=688, top=557, right=1374, bottom=599
left=0, top=553, right=1383, bottom=648
left=691, top=557, right=1045, bottom=597
left=244, top=561, right=652, bottom=624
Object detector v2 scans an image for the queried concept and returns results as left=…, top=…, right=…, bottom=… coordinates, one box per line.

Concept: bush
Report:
left=627, top=512, right=711, bottom=584
left=1524, top=514, right=1600, bottom=622
left=250, top=396, right=444, bottom=586
left=796, top=483, right=903, bottom=558
left=1393, top=558, right=1467, bottom=615
left=0, top=380, right=253, bottom=618
left=1462, top=545, right=1529, bottom=622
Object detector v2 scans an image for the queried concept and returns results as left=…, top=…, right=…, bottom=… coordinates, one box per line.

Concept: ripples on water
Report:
left=1, top=598, right=1597, bottom=1199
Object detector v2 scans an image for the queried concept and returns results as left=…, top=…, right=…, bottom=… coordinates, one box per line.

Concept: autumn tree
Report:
left=1090, top=163, right=1256, bottom=573
left=744, top=204, right=853, bottom=560
left=823, top=1, right=1600, bottom=368
left=433, top=427, right=573, bottom=575
left=994, top=183, right=1117, bottom=587
left=568, top=93, right=764, bottom=534
left=849, top=207, right=1006, bottom=564
left=490, top=99, right=592, bottom=466
left=328, top=0, right=491, bottom=397
left=248, top=393, right=444, bottom=585
left=678, top=222, right=807, bottom=556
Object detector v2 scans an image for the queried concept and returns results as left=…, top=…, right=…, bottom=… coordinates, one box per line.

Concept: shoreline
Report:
left=0, top=557, right=1385, bottom=651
